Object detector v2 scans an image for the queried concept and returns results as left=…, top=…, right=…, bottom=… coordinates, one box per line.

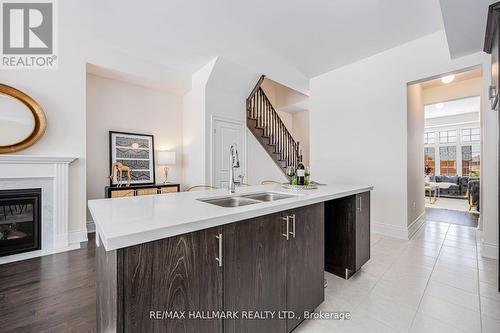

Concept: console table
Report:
left=105, top=183, right=180, bottom=198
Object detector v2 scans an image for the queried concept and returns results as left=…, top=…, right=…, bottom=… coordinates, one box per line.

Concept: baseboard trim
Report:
left=69, top=229, right=88, bottom=244
left=407, top=212, right=426, bottom=240
left=371, top=221, right=409, bottom=240
left=86, top=221, right=96, bottom=233
left=481, top=241, right=499, bottom=260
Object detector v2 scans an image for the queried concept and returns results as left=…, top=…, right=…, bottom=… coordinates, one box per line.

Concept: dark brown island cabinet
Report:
left=97, top=194, right=370, bottom=333
left=325, top=192, right=371, bottom=279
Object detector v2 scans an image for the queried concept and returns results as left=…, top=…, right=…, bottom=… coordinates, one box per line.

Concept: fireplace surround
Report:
left=0, top=155, right=81, bottom=264
left=0, top=188, right=41, bottom=257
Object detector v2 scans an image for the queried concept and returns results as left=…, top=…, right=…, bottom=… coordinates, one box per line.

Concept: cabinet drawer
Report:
left=110, top=189, right=135, bottom=198
left=160, top=186, right=178, bottom=194
left=136, top=188, right=158, bottom=196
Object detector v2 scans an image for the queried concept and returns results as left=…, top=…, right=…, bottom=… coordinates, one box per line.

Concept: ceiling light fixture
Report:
left=436, top=103, right=444, bottom=109
left=441, top=74, right=455, bottom=84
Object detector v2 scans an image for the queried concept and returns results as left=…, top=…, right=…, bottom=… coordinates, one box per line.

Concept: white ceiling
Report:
left=424, top=96, right=481, bottom=119
left=439, top=0, right=496, bottom=58
left=76, top=0, right=444, bottom=78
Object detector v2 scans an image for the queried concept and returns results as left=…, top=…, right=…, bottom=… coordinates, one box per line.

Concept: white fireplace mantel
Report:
left=0, top=155, right=76, bottom=164
left=0, top=155, right=78, bottom=264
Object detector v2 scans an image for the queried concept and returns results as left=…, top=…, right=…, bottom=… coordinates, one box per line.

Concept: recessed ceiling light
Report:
left=441, top=74, right=455, bottom=84
left=436, top=103, right=444, bottom=109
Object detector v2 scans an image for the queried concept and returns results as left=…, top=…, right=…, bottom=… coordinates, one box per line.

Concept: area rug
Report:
left=425, top=207, right=478, bottom=227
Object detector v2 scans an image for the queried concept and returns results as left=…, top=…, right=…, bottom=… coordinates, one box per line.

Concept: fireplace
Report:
left=0, top=188, right=41, bottom=257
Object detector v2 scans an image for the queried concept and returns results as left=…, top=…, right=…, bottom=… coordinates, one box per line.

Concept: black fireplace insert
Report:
left=0, top=188, right=41, bottom=257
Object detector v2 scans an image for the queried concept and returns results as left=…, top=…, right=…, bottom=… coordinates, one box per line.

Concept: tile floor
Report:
left=296, top=221, right=499, bottom=333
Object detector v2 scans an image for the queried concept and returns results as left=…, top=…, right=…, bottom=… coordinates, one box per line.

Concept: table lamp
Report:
left=157, top=151, right=176, bottom=183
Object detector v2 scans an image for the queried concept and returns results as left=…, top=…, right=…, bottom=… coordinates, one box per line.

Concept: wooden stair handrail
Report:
left=246, top=76, right=302, bottom=173
left=247, top=75, right=266, bottom=102
left=250, top=87, right=299, bottom=154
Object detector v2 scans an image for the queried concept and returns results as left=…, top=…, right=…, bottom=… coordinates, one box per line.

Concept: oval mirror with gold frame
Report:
left=0, top=84, right=46, bottom=154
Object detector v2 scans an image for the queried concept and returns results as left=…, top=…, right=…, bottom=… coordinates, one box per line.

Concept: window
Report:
left=439, top=146, right=457, bottom=175
left=462, top=144, right=480, bottom=177
left=424, top=132, right=435, bottom=145
left=424, top=147, right=435, bottom=175
left=462, top=128, right=480, bottom=142
left=439, top=130, right=457, bottom=144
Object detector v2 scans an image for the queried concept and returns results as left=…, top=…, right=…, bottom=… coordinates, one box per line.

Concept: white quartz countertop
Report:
left=88, top=184, right=373, bottom=251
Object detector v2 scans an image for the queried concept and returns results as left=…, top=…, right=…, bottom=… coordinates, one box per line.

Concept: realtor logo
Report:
left=1, top=0, right=57, bottom=68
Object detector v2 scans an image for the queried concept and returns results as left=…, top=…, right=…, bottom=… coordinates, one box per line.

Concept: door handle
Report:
left=289, top=214, right=296, bottom=238
left=215, top=233, right=223, bottom=267
left=282, top=216, right=290, bottom=240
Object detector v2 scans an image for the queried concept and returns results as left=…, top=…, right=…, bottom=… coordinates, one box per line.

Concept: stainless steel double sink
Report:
left=198, top=191, right=297, bottom=207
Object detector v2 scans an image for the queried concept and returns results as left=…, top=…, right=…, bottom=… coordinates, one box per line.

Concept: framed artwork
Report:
left=109, top=131, right=155, bottom=186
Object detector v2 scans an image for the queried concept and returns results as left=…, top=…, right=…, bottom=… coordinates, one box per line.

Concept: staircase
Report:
left=246, top=75, right=302, bottom=177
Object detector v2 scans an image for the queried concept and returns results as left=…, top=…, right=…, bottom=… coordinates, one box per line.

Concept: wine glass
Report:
left=286, top=166, right=295, bottom=184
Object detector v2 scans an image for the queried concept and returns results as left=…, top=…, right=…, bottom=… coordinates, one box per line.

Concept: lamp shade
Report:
left=157, top=151, right=176, bottom=165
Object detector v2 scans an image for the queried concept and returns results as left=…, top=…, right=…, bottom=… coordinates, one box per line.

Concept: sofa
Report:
left=426, top=175, right=470, bottom=198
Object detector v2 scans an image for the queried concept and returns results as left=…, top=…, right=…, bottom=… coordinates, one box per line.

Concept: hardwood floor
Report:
left=0, top=234, right=96, bottom=333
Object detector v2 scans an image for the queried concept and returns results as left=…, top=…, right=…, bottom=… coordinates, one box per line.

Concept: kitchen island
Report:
left=89, top=183, right=373, bottom=333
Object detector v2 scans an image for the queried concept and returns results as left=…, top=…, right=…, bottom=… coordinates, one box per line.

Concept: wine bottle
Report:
left=296, top=157, right=305, bottom=186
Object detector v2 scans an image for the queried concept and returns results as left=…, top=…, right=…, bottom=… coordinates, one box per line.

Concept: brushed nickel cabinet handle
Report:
left=215, top=233, right=223, bottom=267
left=282, top=216, right=290, bottom=240
left=356, top=196, right=362, bottom=211
left=289, top=214, right=296, bottom=238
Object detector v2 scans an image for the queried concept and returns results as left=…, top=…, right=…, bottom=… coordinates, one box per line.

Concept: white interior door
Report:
left=212, top=117, right=246, bottom=188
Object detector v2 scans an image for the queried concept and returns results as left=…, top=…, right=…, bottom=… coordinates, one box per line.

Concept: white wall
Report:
left=293, top=110, right=310, bottom=166
left=310, top=31, right=497, bottom=247
left=247, top=133, right=288, bottom=184
left=276, top=110, right=294, bottom=132
left=86, top=74, right=183, bottom=222
left=182, top=59, right=215, bottom=188
left=479, top=80, right=499, bottom=259
left=407, top=84, right=425, bottom=229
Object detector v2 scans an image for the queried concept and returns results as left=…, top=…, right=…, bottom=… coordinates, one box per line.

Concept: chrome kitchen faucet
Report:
left=228, top=143, right=240, bottom=193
